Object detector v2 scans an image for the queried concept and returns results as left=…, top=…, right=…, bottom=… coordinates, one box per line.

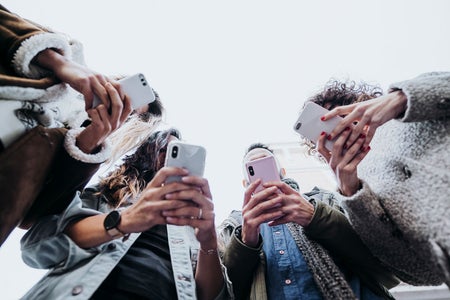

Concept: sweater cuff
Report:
left=64, top=128, right=111, bottom=164
left=12, top=32, right=72, bottom=78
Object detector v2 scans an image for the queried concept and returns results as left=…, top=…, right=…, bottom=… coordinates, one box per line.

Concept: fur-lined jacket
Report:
left=0, top=5, right=109, bottom=243
left=0, top=4, right=109, bottom=162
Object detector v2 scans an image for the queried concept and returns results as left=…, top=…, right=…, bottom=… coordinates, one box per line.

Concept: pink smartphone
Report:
left=245, top=155, right=281, bottom=193
left=292, top=101, right=343, bottom=151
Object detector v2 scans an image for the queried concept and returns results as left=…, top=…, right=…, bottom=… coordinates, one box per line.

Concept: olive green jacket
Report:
left=219, top=187, right=400, bottom=300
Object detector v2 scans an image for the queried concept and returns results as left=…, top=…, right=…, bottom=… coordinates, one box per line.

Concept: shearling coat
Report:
left=339, top=72, right=450, bottom=287
left=0, top=4, right=92, bottom=152
left=0, top=5, right=109, bottom=245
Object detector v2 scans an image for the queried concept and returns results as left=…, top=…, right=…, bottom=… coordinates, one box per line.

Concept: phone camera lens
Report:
left=248, top=166, right=254, bottom=176
left=295, top=122, right=302, bottom=130
left=171, top=146, right=178, bottom=158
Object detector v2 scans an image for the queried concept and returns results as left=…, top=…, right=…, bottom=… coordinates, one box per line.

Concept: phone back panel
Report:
left=164, top=141, right=206, bottom=183
left=245, top=155, right=280, bottom=193
left=293, top=102, right=342, bottom=150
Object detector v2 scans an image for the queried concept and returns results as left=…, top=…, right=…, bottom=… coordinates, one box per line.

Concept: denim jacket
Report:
left=20, top=190, right=233, bottom=300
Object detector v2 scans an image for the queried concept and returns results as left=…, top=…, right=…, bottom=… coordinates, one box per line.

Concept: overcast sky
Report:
left=1, top=1, right=450, bottom=298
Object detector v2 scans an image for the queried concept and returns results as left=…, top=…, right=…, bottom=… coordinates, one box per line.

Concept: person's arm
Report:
left=33, top=48, right=112, bottom=109
left=389, top=71, right=450, bottom=122
left=20, top=194, right=101, bottom=270
left=0, top=5, right=47, bottom=69
left=338, top=181, right=445, bottom=286
left=321, top=72, right=450, bottom=149
left=221, top=225, right=263, bottom=300
left=303, top=199, right=400, bottom=290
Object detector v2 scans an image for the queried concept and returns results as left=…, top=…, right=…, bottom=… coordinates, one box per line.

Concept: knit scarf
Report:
left=286, top=222, right=356, bottom=300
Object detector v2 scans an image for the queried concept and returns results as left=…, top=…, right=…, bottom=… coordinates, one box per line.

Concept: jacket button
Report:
left=72, top=285, right=83, bottom=295
left=379, top=214, right=390, bottom=223
left=437, top=98, right=450, bottom=109
left=107, top=243, right=116, bottom=250
left=402, top=166, right=412, bottom=179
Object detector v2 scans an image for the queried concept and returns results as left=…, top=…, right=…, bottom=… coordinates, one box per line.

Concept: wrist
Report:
left=390, top=90, right=408, bottom=118
left=34, top=48, right=66, bottom=72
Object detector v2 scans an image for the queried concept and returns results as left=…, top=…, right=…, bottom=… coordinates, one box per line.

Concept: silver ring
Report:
left=198, top=208, right=203, bottom=220
left=190, top=216, right=196, bottom=220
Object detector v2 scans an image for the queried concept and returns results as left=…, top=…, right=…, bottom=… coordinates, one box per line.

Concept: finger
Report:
left=243, top=179, right=261, bottom=208
left=316, top=131, right=331, bottom=161
left=345, top=113, right=370, bottom=148
left=147, top=167, right=189, bottom=188
left=120, top=95, right=133, bottom=124
left=181, top=176, right=212, bottom=198
left=327, top=108, right=361, bottom=140
left=350, top=143, right=371, bottom=166
left=105, top=82, right=124, bottom=130
left=95, top=103, right=113, bottom=134
left=340, top=132, right=366, bottom=166
left=321, top=104, right=354, bottom=120
left=91, top=82, right=109, bottom=111
left=331, top=126, right=351, bottom=157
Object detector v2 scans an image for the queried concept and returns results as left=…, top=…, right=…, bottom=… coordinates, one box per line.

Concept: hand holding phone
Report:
left=293, top=102, right=344, bottom=151
left=92, top=73, right=155, bottom=109
left=164, top=141, right=206, bottom=184
left=245, top=155, right=281, bottom=193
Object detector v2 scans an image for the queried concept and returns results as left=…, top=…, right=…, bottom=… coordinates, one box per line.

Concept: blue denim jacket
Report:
left=20, top=191, right=233, bottom=300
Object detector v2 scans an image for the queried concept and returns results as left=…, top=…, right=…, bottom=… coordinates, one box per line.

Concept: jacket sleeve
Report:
left=20, top=193, right=101, bottom=270
left=303, top=198, right=400, bottom=291
left=222, top=225, right=263, bottom=300
left=337, top=180, right=445, bottom=285
left=389, top=72, right=450, bottom=122
left=0, top=4, right=71, bottom=79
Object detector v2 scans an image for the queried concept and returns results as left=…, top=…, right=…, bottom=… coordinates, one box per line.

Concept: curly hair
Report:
left=97, top=127, right=181, bottom=208
left=307, top=79, right=383, bottom=111
left=300, top=79, right=383, bottom=157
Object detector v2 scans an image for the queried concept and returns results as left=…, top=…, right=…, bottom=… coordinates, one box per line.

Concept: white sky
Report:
left=1, top=0, right=450, bottom=298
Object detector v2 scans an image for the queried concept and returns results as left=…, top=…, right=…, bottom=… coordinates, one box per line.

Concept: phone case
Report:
left=92, top=73, right=155, bottom=109
left=292, top=102, right=343, bottom=150
left=164, top=141, right=206, bottom=184
left=245, top=155, right=281, bottom=193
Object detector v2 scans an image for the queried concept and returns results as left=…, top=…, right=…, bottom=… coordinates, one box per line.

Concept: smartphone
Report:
left=164, top=141, right=207, bottom=184
left=92, top=73, right=155, bottom=109
left=245, top=155, right=281, bottom=193
left=293, top=101, right=343, bottom=151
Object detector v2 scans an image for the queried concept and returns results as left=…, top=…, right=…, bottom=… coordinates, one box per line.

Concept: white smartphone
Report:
left=164, top=141, right=207, bottom=184
left=245, top=155, right=281, bottom=193
left=293, top=102, right=343, bottom=151
left=92, top=73, right=155, bottom=109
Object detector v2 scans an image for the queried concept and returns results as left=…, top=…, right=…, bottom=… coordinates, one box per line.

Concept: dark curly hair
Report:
left=307, top=79, right=383, bottom=110
left=97, top=127, right=181, bottom=208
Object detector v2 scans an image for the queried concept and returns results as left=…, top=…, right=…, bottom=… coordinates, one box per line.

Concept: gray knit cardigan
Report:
left=338, top=72, right=450, bottom=287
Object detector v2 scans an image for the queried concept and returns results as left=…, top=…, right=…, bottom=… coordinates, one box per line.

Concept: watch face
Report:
left=104, top=210, right=121, bottom=230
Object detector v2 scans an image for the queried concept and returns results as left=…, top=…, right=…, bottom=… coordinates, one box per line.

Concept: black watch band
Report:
left=104, top=210, right=124, bottom=239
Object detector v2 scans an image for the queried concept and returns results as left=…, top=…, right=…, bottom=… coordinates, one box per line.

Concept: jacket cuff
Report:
left=64, top=128, right=111, bottom=164
left=12, top=32, right=72, bottom=78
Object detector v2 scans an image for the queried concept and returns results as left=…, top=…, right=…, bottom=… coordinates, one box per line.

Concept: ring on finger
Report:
left=198, top=208, right=203, bottom=220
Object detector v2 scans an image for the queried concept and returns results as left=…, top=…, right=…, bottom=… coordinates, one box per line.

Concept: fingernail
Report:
left=320, top=116, right=326, bottom=121
left=365, top=146, right=371, bottom=152
left=359, top=134, right=366, bottom=139
left=345, top=127, right=350, bottom=131
left=326, top=135, right=332, bottom=140
left=320, top=131, right=326, bottom=136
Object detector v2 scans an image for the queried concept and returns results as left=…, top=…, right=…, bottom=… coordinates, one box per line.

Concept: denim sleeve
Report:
left=20, top=192, right=101, bottom=270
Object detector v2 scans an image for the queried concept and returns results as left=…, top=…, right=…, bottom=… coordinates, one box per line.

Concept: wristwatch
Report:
left=104, top=210, right=125, bottom=239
